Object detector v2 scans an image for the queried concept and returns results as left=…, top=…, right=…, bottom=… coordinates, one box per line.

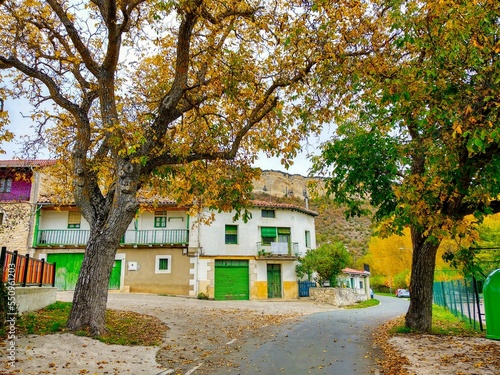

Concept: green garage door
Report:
left=214, top=260, right=249, bottom=300
left=47, top=254, right=121, bottom=291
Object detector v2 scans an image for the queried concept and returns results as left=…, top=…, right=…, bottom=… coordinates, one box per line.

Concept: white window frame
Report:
left=155, top=255, right=172, bottom=274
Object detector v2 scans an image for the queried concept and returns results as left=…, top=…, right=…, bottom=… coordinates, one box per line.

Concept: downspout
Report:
left=27, top=168, right=42, bottom=257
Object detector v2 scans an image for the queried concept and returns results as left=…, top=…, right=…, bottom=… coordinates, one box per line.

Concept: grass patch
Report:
left=390, top=304, right=483, bottom=336
left=15, top=301, right=167, bottom=346
left=345, top=298, right=380, bottom=309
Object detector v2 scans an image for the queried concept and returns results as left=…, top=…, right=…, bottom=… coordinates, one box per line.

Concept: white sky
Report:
left=1, top=96, right=326, bottom=177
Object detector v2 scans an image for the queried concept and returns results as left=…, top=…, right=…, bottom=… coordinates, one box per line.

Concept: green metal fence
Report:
left=433, top=278, right=484, bottom=331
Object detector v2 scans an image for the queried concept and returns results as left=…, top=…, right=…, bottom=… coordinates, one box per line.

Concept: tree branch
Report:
left=46, top=0, right=101, bottom=77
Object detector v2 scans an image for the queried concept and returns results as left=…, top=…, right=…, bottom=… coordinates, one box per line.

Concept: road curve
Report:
left=214, top=295, right=410, bottom=375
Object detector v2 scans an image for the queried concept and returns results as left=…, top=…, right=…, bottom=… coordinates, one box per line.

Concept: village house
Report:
left=0, top=160, right=319, bottom=300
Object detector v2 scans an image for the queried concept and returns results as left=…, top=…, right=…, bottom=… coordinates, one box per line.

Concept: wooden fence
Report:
left=0, top=246, right=56, bottom=287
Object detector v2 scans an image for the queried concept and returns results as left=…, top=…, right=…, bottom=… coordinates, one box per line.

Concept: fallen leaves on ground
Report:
left=374, top=317, right=500, bottom=375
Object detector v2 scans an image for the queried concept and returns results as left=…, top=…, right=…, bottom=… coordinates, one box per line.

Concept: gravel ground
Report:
left=2, top=292, right=499, bottom=375
left=1, top=292, right=339, bottom=375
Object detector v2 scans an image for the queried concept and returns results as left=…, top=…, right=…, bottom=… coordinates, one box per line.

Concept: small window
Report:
left=155, top=255, right=172, bottom=274
left=68, top=211, right=81, bottom=228
left=0, top=178, right=12, bottom=193
left=305, top=230, right=311, bottom=248
left=154, top=211, right=167, bottom=228
left=0, top=212, right=4, bottom=226
left=261, top=209, right=275, bottom=218
left=225, top=225, right=238, bottom=244
left=261, top=227, right=277, bottom=245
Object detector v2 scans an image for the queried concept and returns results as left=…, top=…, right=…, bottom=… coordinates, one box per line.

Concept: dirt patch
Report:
left=387, top=335, right=500, bottom=375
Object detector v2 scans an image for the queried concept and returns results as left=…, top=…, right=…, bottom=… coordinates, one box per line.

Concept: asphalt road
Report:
left=215, top=295, right=410, bottom=375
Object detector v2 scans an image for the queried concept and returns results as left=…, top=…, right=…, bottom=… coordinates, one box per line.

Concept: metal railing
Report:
left=36, top=228, right=189, bottom=247
left=256, top=242, right=299, bottom=256
left=433, top=278, right=484, bottom=331
left=0, top=247, right=56, bottom=287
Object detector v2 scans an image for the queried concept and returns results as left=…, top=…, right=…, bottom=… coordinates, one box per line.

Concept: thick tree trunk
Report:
left=66, top=201, right=138, bottom=335
left=66, top=234, right=118, bottom=336
left=405, top=228, right=441, bottom=332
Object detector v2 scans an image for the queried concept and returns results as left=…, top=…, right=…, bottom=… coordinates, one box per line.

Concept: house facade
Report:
left=192, top=200, right=318, bottom=300
left=339, top=267, right=371, bottom=297
left=1, top=159, right=319, bottom=300
left=34, top=202, right=193, bottom=295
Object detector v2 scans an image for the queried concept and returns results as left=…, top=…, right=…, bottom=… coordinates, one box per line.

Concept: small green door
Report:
left=108, top=260, right=122, bottom=290
left=214, top=260, right=249, bottom=300
left=47, top=253, right=121, bottom=291
left=267, top=264, right=282, bottom=298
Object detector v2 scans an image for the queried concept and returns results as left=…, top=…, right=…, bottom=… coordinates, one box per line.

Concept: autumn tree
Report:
left=0, top=0, right=384, bottom=335
left=313, top=0, right=500, bottom=332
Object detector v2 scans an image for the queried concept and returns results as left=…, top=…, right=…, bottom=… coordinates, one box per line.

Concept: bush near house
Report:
left=296, top=242, right=351, bottom=286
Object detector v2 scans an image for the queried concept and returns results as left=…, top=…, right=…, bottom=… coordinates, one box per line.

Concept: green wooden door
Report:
left=108, top=260, right=122, bottom=290
left=47, top=254, right=121, bottom=291
left=267, top=264, right=282, bottom=298
left=214, top=260, right=249, bottom=300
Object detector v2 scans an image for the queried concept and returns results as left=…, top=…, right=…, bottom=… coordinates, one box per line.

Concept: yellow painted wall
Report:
left=252, top=281, right=268, bottom=299
left=283, top=281, right=298, bottom=299
left=123, top=248, right=192, bottom=295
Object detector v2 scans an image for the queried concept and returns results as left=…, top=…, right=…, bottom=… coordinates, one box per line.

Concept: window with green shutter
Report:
left=154, top=211, right=167, bottom=228
left=261, top=227, right=277, bottom=244
left=67, top=211, right=81, bottom=228
left=155, top=255, right=171, bottom=274
left=225, top=225, right=238, bottom=244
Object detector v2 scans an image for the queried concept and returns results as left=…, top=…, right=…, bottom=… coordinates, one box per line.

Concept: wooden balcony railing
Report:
left=36, top=229, right=189, bottom=247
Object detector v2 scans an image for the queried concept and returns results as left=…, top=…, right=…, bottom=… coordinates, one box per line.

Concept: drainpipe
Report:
left=27, top=167, right=42, bottom=257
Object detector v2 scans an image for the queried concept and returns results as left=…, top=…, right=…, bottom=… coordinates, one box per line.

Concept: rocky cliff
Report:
left=253, top=170, right=326, bottom=199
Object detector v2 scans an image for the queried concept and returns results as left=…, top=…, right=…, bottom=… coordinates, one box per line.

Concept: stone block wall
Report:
left=0, top=203, right=33, bottom=254
left=309, top=287, right=368, bottom=307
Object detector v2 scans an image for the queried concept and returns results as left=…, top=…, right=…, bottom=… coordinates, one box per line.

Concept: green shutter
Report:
left=261, top=227, right=277, bottom=237
left=277, top=227, right=291, bottom=235
left=225, top=225, right=237, bottom=234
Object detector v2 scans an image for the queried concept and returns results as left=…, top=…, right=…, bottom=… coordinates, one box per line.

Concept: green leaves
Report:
left=296, top=242, right=350, bottom=285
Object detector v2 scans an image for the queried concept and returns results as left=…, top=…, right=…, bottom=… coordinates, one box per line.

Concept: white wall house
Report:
left=33, top=197, right=318, bottom=300
left=34, top=202, right=194, bottom=295
left=192, top=200, right=318, bottom=300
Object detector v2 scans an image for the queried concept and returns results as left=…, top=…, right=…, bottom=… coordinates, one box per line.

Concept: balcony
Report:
left=36, top=229, right=189, bottom=247
left=256, top=242, right=299, bottom=260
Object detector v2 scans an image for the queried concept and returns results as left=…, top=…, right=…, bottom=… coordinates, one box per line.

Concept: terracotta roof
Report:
left=342, top=268, right=370, bottom=276
left=251, top=200, right=318, bottom=217
left=0, top=159, right=56, bottom=168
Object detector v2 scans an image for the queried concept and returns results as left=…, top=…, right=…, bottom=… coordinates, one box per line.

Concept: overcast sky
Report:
left=1, top=96, right=326, bottom=177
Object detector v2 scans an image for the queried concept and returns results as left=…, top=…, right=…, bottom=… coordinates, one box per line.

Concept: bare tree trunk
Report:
left=66, top=233, right=119, bottom=336
left=405, top=228, right=441, bottom=332
left=66, top=192, right=138, bottom=336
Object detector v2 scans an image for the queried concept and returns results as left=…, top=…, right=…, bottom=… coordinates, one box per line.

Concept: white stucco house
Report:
left=192, top=200, right=318, bottom=300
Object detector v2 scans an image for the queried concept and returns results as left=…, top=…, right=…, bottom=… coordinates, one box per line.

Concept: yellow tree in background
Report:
left=363, top=228, right=461, bottom=292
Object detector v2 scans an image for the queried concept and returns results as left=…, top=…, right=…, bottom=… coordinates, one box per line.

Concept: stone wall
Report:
left=0, top=203, right=33, bottom=254
left=309, top=287, right=368, bottom=307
